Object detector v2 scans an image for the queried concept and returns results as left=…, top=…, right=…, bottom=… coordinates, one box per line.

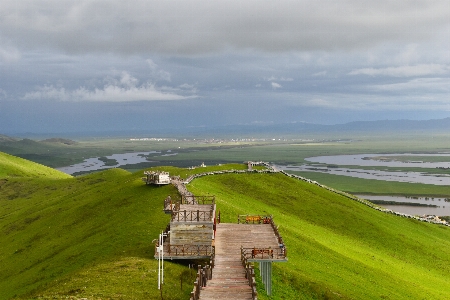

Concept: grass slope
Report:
left=0, top=152, right=71, bottom=179
left=0, top=158, right=195, bottom=299
left=2, top=155, right=450, bottom=299
left=187, top=173, right=450, bottom=299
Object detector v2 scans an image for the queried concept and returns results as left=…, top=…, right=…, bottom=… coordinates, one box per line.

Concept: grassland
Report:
left=2, top=142, right=450, bottom=299
left=0, top=153, right=195, bottom=299
left=188, top=173, right=450, bottom=299
left=0, top=152, right=71, bottom=179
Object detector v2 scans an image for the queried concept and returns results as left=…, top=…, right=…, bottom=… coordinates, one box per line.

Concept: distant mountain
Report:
left=333, top=117, right=450, bottom=132
left=2, top=117, right=450, bottom=138
left=178, top=117, right=450, bottom=137
left=0, top=134, right=17, bottom=142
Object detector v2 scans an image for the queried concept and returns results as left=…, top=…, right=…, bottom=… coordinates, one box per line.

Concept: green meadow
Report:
left=1, top=151, right=450, bottom=299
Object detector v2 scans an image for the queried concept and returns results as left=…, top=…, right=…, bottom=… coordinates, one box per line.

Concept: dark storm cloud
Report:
left=1, top=0, right=448, bottom=55
left=0, top=1, right=449, bottom=133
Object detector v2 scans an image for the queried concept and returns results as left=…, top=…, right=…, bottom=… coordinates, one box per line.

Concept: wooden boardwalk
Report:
left=199, top=223, right=280, bottom=300
left=152, top=174, right=286, bottom=299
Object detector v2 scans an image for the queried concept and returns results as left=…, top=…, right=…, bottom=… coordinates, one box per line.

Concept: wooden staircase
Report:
left=198, top=223, right=280, bottom=300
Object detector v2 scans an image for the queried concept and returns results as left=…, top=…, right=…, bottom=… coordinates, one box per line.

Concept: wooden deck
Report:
left=198, top=223, right=280, bottom=300
left=154, top=176, right=287, bottom=298
left=156, top=200, right=215, bottom=260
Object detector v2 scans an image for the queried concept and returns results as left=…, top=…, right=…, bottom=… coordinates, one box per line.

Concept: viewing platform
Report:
left=153, top=170, right=287, bottom=299
left=156, top=195, right=216, bottom=260
left=142, top=171, right=170, bottom=185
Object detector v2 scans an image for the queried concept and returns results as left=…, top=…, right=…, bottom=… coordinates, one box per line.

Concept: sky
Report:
left=0, top=0, right=449, bottom=134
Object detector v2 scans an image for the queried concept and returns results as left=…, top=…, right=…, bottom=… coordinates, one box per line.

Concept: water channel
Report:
left=56, top=151, right=162, bottom=174
left=277, top=153, right=450, bottom=216
left=278, top=153, right=450, bottom=186
left=355, top=195, right=450, bottom=216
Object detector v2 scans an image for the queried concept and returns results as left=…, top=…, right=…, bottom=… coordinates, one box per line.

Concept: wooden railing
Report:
left=163, top=196, right=180, bottom=211
left=241, top=246, right=258, bottom=300
left=171, top=210, right=214, bottom=222
left=241, top=247, right=286, bottom=260
left=268, top=217, right=287, bottom=259
left=238, top=214, right=272, bottom=224
left=190, top=248, right=215, bottom=300
left=182, top=195, right=215, bottom=205
left=167, top=244, right=213, bottom=257
left=237, top=215, right=287, bottom=259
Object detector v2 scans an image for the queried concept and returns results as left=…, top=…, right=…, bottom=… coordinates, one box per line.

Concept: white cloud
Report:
left=266, top=76, right=293, bottom=82
left=301, top=93, right=450, bottom=111
left=271, top=82, right=282, bottom=89
left=146, top=59, right=171, bottom=81
left=371, top=77, right=450, bottom=92
left=349, top=64, right=449, bottom=77
left=23, top=72, right=195, bottom=102
left=0, top=45, right=20, bottom=63
left=312, top=71, right=327, bottom=77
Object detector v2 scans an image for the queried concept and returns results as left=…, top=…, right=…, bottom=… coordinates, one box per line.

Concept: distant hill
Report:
left=333, top=117, right=450, bottom=132
left=218, top=117, right=450, bottom=136
left=91, top=117, right=450, bottom=137
left=2, top=117, right=450, bottom=138
left=0, top=134, right=17, bottom=142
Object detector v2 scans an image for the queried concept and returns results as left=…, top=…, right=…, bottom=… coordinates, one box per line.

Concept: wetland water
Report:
left=279, top=153, right=450, bottom=186
left=57, top=151, right=161, bottom=174
left=278, top=153, right=450, bottom=216
left=355, top=195, right=450, bottom=216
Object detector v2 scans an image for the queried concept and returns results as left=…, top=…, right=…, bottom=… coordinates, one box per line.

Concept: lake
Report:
left=57, top=151, right=161, bottom=174
left=277, top=153, right=450, bottom=186
left=356, top=194, right=450, bottom=216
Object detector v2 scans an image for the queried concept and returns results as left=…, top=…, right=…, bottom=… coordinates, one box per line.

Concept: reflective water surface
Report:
left=356, top=194, right=450, bottom=216
left=57, top=151, right=159, bottom=174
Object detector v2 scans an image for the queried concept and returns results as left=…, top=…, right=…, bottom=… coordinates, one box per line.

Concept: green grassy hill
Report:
left=0, top=152, right=71, bottom=179
left=0, top=158, right=193, bottom=299
left=1, top=154, right=450, bottom=299
left=188, top=173, right=450, bottom=299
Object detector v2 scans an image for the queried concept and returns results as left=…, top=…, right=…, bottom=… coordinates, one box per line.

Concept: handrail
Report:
left=182, top=195, right=215, bottom=205
left=241, top=247, right=286, bottom=260
left=190, top=247, right=215, bottom=300
left=241, top=246, right=258, bottom=300
left=167, top=244, right=213, bottom=257
left=171, top=210, right=214, bottom=222
left=163, top=196, right=180, bottom=211
left=238, top=214, right=272, bottom=224
left=237, top=215, right=287, bottom=259
left=268, top=217, right=287, bottom=259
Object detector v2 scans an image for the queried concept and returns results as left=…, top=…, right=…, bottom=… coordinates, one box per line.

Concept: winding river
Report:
left=277, top=153, right=450, bottom=186
left=57, top=151, right=161, bottom=174
left=277, top=153, right=450, bottom=216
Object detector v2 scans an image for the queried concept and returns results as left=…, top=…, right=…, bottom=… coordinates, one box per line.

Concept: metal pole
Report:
left=162, top=232, right=164, bottom=284
left=158, top=232, right=161, bottom=289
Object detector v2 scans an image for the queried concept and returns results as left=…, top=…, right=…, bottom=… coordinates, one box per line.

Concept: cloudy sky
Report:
left=0, top=0, right=449, bottom=134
